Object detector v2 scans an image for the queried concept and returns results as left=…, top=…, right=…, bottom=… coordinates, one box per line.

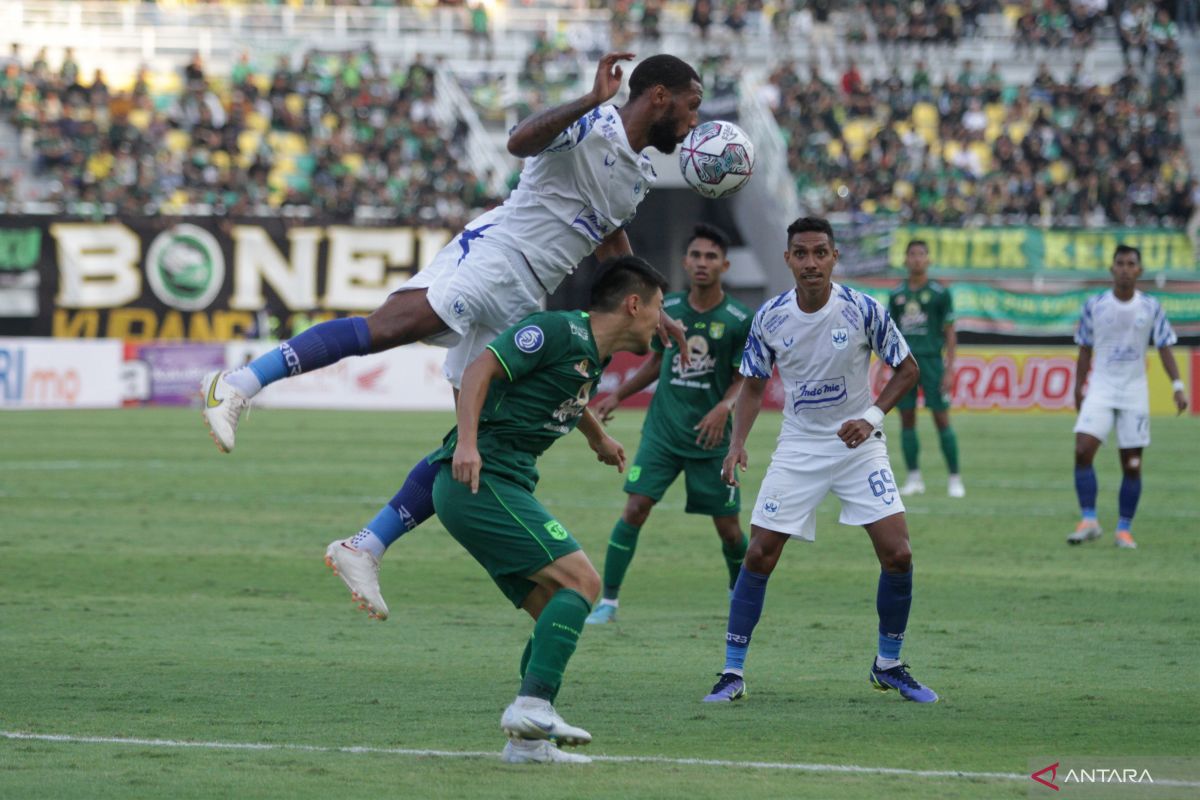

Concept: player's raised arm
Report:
left=507, top=52, right=634, bottom=157
left=452, top=349, right=508, bottom=493
left=722, top=375, right=765, bottom=486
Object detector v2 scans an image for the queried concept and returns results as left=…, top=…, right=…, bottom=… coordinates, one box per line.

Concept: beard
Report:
left=648, top=113, right=682, bottom=154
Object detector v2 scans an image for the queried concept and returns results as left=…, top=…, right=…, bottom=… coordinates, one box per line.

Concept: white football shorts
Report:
left=397, top=233, right=547, bottom=386
left=750, top=438, right=906, bottom=541
left=1073, top=393, right=1151, bottom=448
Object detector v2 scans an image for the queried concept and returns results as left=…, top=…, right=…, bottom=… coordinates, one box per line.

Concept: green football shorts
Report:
left=622, top=436, right=740, bottom=516
left=432, top=464, right=581, bottom=608
left=897, top=353, right=950, bottom=412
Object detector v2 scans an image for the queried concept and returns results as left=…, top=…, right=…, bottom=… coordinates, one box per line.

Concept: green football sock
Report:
left=901, top=427, right=920, bottom=471
left=601, top=519, right=641, bottom=600
left=721, top=532, right=748, bottom=589
left=519, top=588, right=591, bottom=701
left=519, top=635, right=533, bottom=678
left=939, top=426, right=960, bottom=474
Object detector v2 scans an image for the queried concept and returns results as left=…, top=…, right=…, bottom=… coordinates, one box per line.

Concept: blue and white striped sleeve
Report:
left=860, top=293, right=910, bottom=368
left=1150, top=298, right=1178, bottom=348
left=538, top=107, right=602, bottom=154
left=739, top=309, right=775, bottom=379
left=1074, top=297, right=1095, bottom=347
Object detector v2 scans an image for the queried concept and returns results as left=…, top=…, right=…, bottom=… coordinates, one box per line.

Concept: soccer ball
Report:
left=678, top=120, right=755, bottom=199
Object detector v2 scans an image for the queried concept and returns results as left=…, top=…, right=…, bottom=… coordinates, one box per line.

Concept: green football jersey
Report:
left=888, top=279, right=954, bottom=356
left=642, top=291, right=753, bottom=457
left=430, top=310, right=606, bottom=492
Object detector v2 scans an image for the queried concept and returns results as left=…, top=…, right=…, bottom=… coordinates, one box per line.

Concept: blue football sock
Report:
left=240, top=317, right=371, bottom=396
left=1074, top=467, right=1098, bottom=520
left=1118, top=476, right=1141, bottom=531
left=349, top=455, right=440, bottom=559
left=724, top=567, right=769, bottom=673
left=877, top=569, right=913, bottom=662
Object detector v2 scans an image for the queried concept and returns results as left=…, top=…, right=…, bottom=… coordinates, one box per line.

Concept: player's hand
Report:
left=658, top=311, right=691, bottom=366
left=590, top=434, right=627, bottom=473
left=940, top=370, right=954, bottom=397
left=694, top=404, right=730, bottom=449
left=590, top=52, right=635, bottom=105
left=837, top=419, right=874, bottom=449
left=1174, top=390, right=1188, bottom=415
left=593, top=393, right=620, bottom=423
left=722, top=445, right=748, bottom=486
left=452, top=444, right=483, bottom=494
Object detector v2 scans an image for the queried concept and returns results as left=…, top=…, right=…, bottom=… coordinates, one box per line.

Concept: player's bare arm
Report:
left=594, top=350, right=663, bottom=422
left=1074, top=345, right=1093, bottom=412
left=577, top=409, right=627, bottom=472
left=941, top=321, right=957, bottom=395
left=506, top=52, right=634, bottom=157
left=695, top=372, right=744, bottom=449
left=451, top=349, right=508, bottom=493
left=722, top=375, right=767, bottom=486
left=1157, top=346, right=1188, bottom=415
left=838, top=355, right=919, bottom=449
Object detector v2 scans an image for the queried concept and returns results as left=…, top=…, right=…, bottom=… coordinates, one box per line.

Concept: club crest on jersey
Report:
left=709, top=322, right=726, bottom=339
left=515, top=325, right=544, bottom=353
left=831, top=327, right=849, bottom=349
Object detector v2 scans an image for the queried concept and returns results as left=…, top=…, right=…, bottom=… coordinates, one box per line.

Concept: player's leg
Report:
left=897, top=384, right=924, bottom=494
left=1113, top=407, right=1150, bottom=549
left=588, top=440, right=681, bottom=623
left=929, top=384, right=963, bottom=497
left=586, top=493, right=655, bottom=624
left=1069, top=395, right=1113, bottom=544
left=681, top=453, right=746, bottom=591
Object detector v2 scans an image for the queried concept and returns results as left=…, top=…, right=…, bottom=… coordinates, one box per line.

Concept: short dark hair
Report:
left=589, top=255, right=669, bottom=312
left=786, top=216, right=835, bottom=245
left=906, top=239, right=929, bottom=253
left=628, top=55, right=701, bottom=101
left=1114, top=244, right=1141, bottom=264
left=687, top=223, right=730, bottom=256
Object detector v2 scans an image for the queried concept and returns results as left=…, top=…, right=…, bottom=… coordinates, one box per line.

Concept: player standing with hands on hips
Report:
left=702, top=217, right=939, bottom=705
left=1068, top=245, right=1186, bottom=549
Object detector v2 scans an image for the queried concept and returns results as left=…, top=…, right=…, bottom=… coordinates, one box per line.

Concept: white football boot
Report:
left=501, top=739, right=592, bottom=764
left=899, top=472, right=926, bottom=496
left=1066, top=520, right=1102, bottom=545
left=324, top=539, right=389, bottom=620
left=500, top=697, right=591, bottom=746
left=200, top=370, right=251, bottom=453
left=947, top=475, right=966, bottom=498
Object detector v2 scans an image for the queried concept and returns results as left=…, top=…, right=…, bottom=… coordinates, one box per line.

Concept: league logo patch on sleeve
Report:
left=515, top=325, right=545, bottom=353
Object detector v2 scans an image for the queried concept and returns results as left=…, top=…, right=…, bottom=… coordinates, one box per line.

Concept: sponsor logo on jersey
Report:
left=568, top=319, right=591, bottom=341
left=764, top=313, right=788, bottom=334
left=710, top=322, right=726, bottom=339
left=792, top=376, right=848, bottom=410
left=604, top=153, right=616, bottom=167
left=673, top=335, right=717, bottom=380
left=515, top=325, right=544, bottom=353
left=550, top=381, right=593, bottom=423
left=831, top=327, right=849, bottom=349
left=573, top=359, right=590, bottom=377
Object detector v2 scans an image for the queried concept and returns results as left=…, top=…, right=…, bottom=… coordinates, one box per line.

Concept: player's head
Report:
left=784, top=217, right=838, bottom=293
left=1111, top=244, right=1142, bottom=289
left=683, top=223, right=731, bottom=290
left=628, top=55, right=703, bottom=154
left=904, top=240, right=930, bottom=278
left=589, top=255, right=668, bottom=354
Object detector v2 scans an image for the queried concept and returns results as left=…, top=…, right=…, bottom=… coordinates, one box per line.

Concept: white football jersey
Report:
left=742, top=284, right=911, bottom=455
left=465, top=105, right=656, bottom=293
left=1075, top=289, right=1177, bottom=408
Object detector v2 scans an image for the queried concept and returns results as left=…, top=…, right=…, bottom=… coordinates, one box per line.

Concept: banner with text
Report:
left=884, top=226, right=1197, bottom=278
left=0, top=216, right=453, bottom=341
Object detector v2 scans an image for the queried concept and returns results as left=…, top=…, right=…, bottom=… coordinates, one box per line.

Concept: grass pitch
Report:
left=1, top=408, right=1197, bottom=798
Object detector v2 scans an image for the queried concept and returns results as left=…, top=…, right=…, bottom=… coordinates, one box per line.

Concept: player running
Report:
left=1068, top=245, right=1186, bottom=549
left=702, top=217, right=938, bottom=705
left=202, top=52, right=699, bottom=447
left=888, top=240, right=964, bottom=498
left=428, top=256, right=666, bottom=763
left=586, top=224, right=753, bottom=624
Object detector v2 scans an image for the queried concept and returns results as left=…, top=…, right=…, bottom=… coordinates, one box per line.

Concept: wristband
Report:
left=1172, top=379, right=1186, bottom=393
left=862, top=405, right=885, bottom=428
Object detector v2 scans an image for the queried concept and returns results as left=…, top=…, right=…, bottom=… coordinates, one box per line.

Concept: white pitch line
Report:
left=5, top=731, right=1199, bottom=789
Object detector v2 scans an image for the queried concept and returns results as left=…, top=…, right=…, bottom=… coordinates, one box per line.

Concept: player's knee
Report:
left=572, top=565, right=602, bottom=604
left=1074, top=445, right=1094, bottom=466
left=365, top=293, right=443, bottom=349
left=745, top=538, right=782, bottom=574
left=623, top=496, right=654, bottom=527
left=882, top=545, right=912, bottom=574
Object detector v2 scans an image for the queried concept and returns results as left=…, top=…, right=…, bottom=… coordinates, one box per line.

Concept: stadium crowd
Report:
left=765, top=38, right=1195, bottom=227
left=0, top=46, right=503, bottom=224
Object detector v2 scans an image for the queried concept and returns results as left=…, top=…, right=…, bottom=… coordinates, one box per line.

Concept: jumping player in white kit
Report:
left=702, top=217, right=939, bottom=705
left=1068, top=244, right=1187, bottom=550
